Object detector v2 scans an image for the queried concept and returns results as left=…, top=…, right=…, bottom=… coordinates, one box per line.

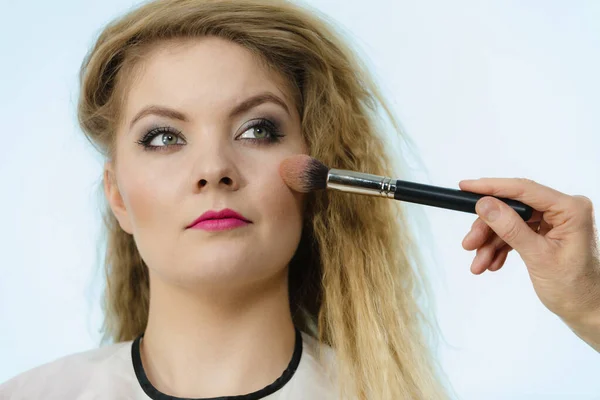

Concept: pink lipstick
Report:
left=187, top=208, right=251, bottom=232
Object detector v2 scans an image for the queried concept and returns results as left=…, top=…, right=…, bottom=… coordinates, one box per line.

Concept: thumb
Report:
left=475, top=196, right=540, bottom=255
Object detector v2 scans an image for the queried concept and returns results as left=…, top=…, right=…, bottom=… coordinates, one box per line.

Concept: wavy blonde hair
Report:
left=77, top=0, right=451, bottom=398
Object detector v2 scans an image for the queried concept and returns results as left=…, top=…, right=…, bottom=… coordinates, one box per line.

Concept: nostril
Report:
left=199, top=179, right=207, bottom=187
left=221, top=177, right=232, bottom=185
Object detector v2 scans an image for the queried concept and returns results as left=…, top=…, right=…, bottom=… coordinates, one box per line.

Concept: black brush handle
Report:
left=393, top=179, right=534, bottom=221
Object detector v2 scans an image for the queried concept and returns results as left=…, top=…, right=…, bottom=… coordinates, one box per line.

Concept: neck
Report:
left=139, top=270, right=296, bottom=398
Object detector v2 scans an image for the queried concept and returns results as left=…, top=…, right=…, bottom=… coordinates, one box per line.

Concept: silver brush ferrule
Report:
left=327, top=168, right=396, bottom=198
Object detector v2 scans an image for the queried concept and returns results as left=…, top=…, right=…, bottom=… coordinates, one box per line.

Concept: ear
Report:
left=103, top=161, right=133, bottom=234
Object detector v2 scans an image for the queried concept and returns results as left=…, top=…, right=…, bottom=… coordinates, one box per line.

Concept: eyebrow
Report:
left=128, top=92, right=291, bottom=129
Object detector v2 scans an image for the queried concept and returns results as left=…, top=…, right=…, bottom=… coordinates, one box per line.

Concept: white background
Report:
left=0, top=0, right=598, bottom=398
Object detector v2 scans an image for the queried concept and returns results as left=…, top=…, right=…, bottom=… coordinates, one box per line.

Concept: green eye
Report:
left=252, top=126, right=267, bottom=139
left=137, top=126, right=185, bottom=151
left=161, top=134, right=179, bottom=145
left=240, top=125, right=270, bottom=139
left=236, top=118, right=284, bottom=144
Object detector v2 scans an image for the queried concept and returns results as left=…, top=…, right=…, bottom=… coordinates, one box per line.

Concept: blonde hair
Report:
left=77, top=0, right=451, bottom=398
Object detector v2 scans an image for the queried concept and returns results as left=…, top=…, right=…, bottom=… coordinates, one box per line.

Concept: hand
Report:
left=458, top=178, right=600, bottom=327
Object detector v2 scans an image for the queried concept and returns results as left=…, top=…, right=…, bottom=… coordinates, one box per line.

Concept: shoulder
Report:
left=0, top=340, right=134, bottom=400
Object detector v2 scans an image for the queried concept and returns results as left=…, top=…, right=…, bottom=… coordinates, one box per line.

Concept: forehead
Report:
left=122, top=37, right=294, bottom=121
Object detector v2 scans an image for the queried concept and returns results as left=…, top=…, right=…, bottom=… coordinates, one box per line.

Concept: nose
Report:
left=198, top=172, right=238, bottom=190
left=193, top=145, right=241, bottom=192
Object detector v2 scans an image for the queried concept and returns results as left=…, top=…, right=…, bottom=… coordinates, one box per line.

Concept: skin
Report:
left=460, top=179, right=600, bottom=352
left=103, top=37, right=308, bottom=397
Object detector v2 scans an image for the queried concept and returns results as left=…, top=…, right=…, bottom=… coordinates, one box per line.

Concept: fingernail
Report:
left=479, top=199, right=500, bottom=222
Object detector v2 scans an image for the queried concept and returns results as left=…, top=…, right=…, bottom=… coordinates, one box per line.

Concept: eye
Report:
left=151, top=132, right=183, bottom=146
left=239, top=125, right=270, bottom=139
left=237, top=118, right=284, bottom=143
left=137, top=126, right=185, bottom=151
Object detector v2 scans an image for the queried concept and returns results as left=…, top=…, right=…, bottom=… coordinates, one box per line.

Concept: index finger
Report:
left=458, top=178, right=571, bottom=215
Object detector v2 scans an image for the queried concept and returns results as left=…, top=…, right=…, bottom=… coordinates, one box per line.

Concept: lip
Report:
left=187, top=208, right=252, bottom=231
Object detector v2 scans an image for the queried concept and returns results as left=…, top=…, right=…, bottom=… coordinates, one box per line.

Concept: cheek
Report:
left=118, top=162, right=181, bottom=233
left=255, top=168, right=305, bottom=271
left=253, top=157, right=305, bottom=225
left=245, top=156, right=306, bottom=272
left=117, top=163, right=187, bottom=276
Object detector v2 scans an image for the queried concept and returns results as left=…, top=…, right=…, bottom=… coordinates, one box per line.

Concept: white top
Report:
left=0, top=330, right=338, bottom=400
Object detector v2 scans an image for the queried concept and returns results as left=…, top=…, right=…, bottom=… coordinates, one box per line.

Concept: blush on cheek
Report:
left=256, top=170, right=303, bottom=223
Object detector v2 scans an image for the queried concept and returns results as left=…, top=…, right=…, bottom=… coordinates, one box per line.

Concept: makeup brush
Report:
left=279, top=155, right=534, bottom=221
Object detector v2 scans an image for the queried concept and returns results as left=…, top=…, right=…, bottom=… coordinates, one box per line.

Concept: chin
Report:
left=168, top=252, right=287, bottom=290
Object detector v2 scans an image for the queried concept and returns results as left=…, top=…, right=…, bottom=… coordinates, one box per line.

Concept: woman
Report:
left=2, top=0, right=598, bottom=399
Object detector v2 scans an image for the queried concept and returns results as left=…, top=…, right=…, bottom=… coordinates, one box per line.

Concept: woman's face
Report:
left=104, top=37, right=307, bottom=291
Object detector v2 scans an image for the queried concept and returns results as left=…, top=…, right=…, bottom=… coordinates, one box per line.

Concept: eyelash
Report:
left=135, top=118, right=284, bottom=151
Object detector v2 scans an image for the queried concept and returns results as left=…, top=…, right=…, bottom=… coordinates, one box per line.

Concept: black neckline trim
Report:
left=131, top=328, right=303, bottom=400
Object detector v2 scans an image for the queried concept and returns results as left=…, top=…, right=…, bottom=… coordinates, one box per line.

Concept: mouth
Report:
left=187, top=208, right=252, bottom=232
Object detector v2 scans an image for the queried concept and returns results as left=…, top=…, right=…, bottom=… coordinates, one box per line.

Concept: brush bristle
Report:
left=279, top=155, right=329, bottom=193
